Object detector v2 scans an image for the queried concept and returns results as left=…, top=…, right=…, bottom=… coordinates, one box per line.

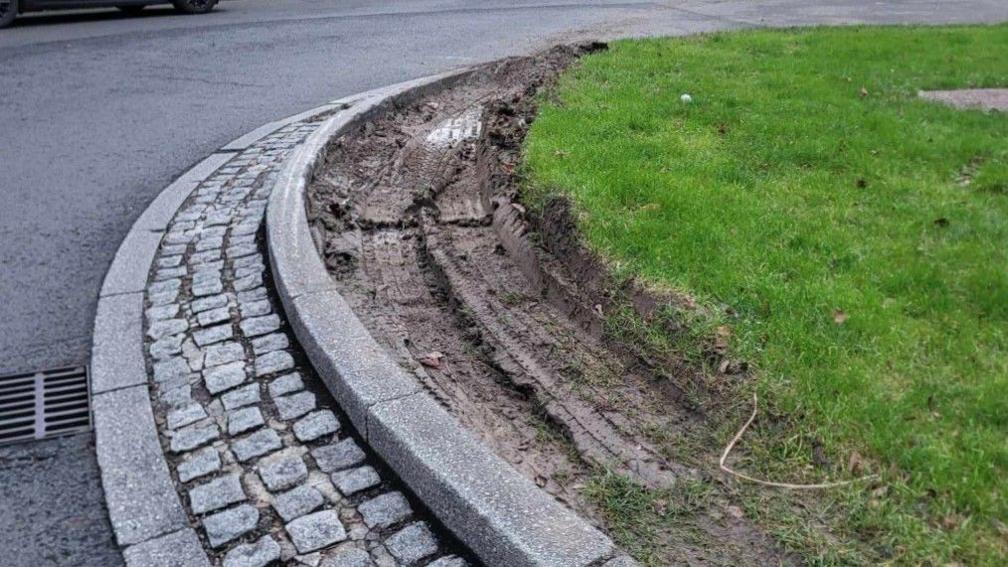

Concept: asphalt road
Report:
left=0, top=1, right=1005, bottom=565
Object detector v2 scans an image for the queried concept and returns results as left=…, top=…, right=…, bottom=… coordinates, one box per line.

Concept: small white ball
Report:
left=680, top=93, right=693, bottom=104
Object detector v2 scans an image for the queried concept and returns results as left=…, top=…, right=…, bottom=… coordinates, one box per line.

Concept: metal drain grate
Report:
left=0, top=366, right=91, bottom=445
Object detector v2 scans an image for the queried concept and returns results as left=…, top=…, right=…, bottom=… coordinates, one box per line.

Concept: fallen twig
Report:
left=719, top=393, right=879, bottom=489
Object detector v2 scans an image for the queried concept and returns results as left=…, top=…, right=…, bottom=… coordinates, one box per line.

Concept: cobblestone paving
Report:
left=143, top=118, right=468, bottom=567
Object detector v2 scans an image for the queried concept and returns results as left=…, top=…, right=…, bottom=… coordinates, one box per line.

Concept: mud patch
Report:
left=307, top=46, right=792, bottom=565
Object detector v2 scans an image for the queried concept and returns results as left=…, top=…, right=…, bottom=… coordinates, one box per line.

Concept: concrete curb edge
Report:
left=265, top=70, right=632, bottom=566
left=90, top=100, right=343, bottom=565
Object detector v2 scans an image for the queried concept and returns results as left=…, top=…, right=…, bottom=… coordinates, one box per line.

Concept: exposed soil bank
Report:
left=307, top=46, right=791, bottom=565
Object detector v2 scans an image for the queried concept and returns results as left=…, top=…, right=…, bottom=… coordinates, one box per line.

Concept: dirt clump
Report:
left=307, top=45, right=792, bottom=565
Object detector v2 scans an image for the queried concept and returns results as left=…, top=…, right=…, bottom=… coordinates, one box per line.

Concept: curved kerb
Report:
left=265, top=70, right=634, bottom=567
left=90, top=100, right=344, bottom=565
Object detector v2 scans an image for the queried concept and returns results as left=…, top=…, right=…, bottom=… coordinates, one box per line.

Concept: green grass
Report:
left=524, top=25, right=1008, bottom=563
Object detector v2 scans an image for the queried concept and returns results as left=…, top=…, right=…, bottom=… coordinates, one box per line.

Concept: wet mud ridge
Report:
left=308, top=46, right=792, bottom=564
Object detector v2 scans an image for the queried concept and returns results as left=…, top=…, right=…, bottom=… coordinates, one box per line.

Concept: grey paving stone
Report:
left=190, top=249, right=222, bottom=265
left=252, top=332, right=289, bottom=355
left=166, top=403, right=207, bottom=430
left=385, top=522, right=438, bottom=565
left=193, top=279, right=225, bottom=297
left=157, top=255, right=183, bottom=268
left=232, top=428, right=282, bottom=462
left=154, top=266, right=187, bottom=281
left=198, top=306, right=232, bottom=327
left=192, top=293, right=229, bottom=313
left=237, top=287, right=268, bottom=302
left=222, top=535, right=281, bottom=567
left=358, top=492, right=411, bottom=530
left=204, top=341, right=245, bottom=368
left=94, top=386, right=188, bottom=546
left=255, top=350, right=294, bottom=377
left=272, top=484, right=324, bottom=522
left=286, top=509, right=347, bottom=553
left=311, top=439, right=366, bottom=473
left=228, top=242, right=259, bottom=259
left=268, top=372, right=304, bottom=398
left=227, top=406, right=265, bottom=435
left=221, top=383, right=261, bottom=411
left=170, top=423, right=220, bottom=453
left=234, top=264, right=264, bottom=280
left=240, top=299, right=272, bottom=318
left=161, top=243, right=187, bottom=256
left=233, top=254, right=264, bottom=269
left=332, top=466, right=380, bottom=496
left=189, top=473, right=246, bottom=515
left=123, top=528, right=210, bottom=567
left=153, top=357, right=191, bottom=383
left=204, top=361, right=247, bottom=395
left=195, top=235, right=224, bottom=252
left=293, top=410, right=339, bottom=442
left=182, top=338, right=205, bottom=371
left=178, top=447, right=222, bottom=483
left=320, top=548, right=374, bottom=567
left=150, top=333, right=185, bottom=360
left=147, top=318, right=188, bottom=340
left=203, top=504, right=259, bottom=548
left=234, top=273, right=263, bottom=292
left=148, top=288, right=180, bottom=307
left=603, top=556, right=639, bottom=566
left=241, top=314, right=281, bottom=337
left=149, top=278, right=182, bottom=296
left=146, top=303, right=179, bottom=323
left=427, top=556, right=468, bottom=567
left=160, top=383, right=193, bottom=409
left=193, top=323, right=233, bottom=346
left=273, top=391, right=316, bottom=421
left=258, top=454, right=307, bottom=491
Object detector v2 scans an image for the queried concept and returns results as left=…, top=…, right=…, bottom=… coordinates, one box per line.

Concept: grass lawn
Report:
left=524, top=25, right=1008, bottom=564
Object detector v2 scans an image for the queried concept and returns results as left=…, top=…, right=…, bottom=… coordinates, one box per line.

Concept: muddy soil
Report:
left=307, top=46, right=792, bottom=566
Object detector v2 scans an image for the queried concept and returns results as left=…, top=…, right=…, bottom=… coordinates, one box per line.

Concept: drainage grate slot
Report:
left=0, top=366, right=91, bottom=445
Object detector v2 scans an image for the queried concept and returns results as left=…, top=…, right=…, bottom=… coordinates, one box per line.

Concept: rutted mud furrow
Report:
left=308, top=46, right=795, bottom=566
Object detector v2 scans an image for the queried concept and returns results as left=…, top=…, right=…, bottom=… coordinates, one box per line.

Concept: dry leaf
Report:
left=726, top=505, right=744, bottom=519
left=859, top=86, right=869, bottom=97
left=833, top=309, right=848, bottom=325
left=419, top=351, right=445, bottom=369
left=848, top=451, right=864, bottom=474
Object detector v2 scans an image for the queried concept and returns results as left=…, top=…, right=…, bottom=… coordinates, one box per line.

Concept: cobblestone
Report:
left=204, top=504, right=259, bottom=547
left=274, top=391, right=316, bottom=420
left=251, top=332, right=288, bottom=355
left=226, top=406, right=264, bottom=435
left=267, top=372, right=303, bottom=397
left=358, top=492, right=412, bottom=529
left=204, top=361, right=247, bottom=394
left=286, top=509, right=347, bottom=553
left=232, top=428, right=282, bottom=462
left=222, top=535, right=281, bottom=567
left=254, top=350, right=294, bottom=377
left=386, top=522, right=439, bottom=564
left=178, top=447, right=222, bottom=482
left=141, top=121, right=460, bottom=564
left=240, top=314, right=281, bottom=337
left=293, top=410, right=339, bottom=442
left=273, top=484, right=324, bottom=521
left=221, top=383, right=261, bottom=411
left=312, top=439, right=366, bottom=473
left=166, top=403, right=207, bottom=430
left=332, top=466, right=380, bottom=496
left=189, top=473, right=246, bottom=514
left=258, top=453, right=307, bottom=491
left=170, top=423, right=220, bottom=453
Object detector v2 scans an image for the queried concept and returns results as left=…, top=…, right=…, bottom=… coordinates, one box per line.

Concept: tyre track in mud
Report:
left=308, top=47, right=794, bottom=565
